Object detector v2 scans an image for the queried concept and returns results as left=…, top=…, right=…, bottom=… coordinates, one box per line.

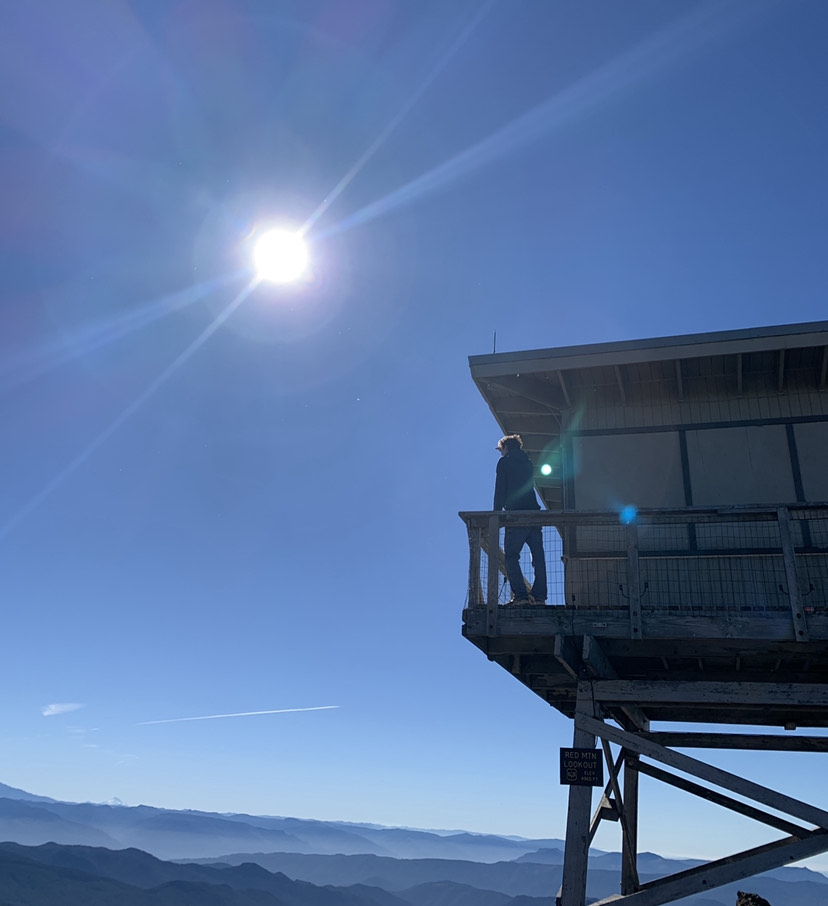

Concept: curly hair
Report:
left=497, top=434, right=523, bottom=452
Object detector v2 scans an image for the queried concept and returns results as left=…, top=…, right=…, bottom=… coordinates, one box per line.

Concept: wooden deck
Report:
left=461, top=506, right=828, bottom=728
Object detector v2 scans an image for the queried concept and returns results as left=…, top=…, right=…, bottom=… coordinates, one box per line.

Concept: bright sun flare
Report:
left=253, top=228, right=309, bottom=284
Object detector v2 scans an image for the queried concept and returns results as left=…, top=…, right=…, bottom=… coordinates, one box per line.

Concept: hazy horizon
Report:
left=2, top=0, right=828, bottom=878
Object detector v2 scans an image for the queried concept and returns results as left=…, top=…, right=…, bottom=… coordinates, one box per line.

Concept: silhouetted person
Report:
left=493, top=434, right=547, bottom=605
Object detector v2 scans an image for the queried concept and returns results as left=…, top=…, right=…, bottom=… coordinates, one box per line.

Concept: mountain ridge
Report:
left=0, top=782, right=825, bottom=905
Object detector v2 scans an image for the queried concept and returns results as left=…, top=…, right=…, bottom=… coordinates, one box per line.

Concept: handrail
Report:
left=460, top=505, right=828, bottom=639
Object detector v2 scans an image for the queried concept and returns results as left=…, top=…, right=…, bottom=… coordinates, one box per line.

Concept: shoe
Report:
left=532, top=599, right=548, bottom=606
left=506, top=597, right=531, bottom=606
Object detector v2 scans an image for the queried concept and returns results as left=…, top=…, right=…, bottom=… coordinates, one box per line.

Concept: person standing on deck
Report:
left=493, top=434, right=547, bottom=605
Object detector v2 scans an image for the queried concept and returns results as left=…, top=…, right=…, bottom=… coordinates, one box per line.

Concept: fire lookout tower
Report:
left=460, top=321, right=828, bottom=906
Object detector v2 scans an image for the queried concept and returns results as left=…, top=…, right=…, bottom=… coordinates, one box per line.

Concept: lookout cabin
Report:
left=460, top=321, right=828, bottom=906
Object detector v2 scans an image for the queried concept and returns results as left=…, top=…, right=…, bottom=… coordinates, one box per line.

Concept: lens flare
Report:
left=620, top=505, right=638, bottom=525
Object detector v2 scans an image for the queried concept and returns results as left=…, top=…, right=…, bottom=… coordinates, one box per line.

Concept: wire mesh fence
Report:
left=461, top=506, right=828, bottom=615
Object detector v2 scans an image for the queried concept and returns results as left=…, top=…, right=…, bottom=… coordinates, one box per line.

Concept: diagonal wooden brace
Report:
left=576, top=714, right=828, bottom=830
left=588, top=831, right=828, bottom=906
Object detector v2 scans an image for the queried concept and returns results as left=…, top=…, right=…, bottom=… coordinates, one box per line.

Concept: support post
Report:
left=601, top=738, right=639, bottom=893
left=622, top=752, right=640, bottom=895
left=558, top=682, right=599, bottom=906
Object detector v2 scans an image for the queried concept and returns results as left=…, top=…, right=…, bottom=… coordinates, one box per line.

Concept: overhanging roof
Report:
left=470, top=320, right=828, bottom=378
left=469, top=321, right=828, bottom=508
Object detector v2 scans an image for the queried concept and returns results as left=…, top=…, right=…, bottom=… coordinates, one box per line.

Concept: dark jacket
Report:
left=494, top=448, right=540, bottom=511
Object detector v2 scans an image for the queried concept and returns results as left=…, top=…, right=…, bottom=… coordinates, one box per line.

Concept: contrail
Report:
left=0, top=278, right=254, bottom=541
left=138, top=706, right=340, bottom=726
left=301, top=0, right=497, bottom=234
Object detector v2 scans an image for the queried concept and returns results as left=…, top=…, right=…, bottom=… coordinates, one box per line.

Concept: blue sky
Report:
left=2, top=0, right=828, bottom=869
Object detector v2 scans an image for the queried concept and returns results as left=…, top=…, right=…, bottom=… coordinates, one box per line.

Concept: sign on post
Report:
left=560, top=748, right=603, bottom=786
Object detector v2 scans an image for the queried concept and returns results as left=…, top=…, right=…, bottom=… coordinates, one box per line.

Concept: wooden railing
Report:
left=459, top=505, right=828, bottom=641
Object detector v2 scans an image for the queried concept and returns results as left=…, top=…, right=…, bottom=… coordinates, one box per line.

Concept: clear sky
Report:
left=2, top=0, right=828, bottom=870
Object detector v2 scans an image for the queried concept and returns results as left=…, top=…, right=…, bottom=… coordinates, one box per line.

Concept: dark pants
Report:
left=504, top=526, right=547, bottom=601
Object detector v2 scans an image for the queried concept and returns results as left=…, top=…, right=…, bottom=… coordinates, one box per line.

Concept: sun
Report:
left=253, top=228, right=309, bottom=284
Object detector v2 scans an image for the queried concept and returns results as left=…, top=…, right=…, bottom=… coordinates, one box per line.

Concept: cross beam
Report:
left=556, top=682, right=828, bottom=906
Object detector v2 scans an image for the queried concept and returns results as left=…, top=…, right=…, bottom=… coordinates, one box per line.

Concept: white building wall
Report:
left=572, top=433, right=685, bottom=509
left=794, top=422, right=828, bottom=501
left=686, top=425, right=795, bottom=506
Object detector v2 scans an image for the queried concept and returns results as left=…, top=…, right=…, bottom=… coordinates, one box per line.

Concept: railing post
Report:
left=625, top=522, right=642, bottom=640
left=467, top=522, right=482, bottom=608
left=777, top=507, right=809, bottom=642
left=487, top=513, right=501, bottom=635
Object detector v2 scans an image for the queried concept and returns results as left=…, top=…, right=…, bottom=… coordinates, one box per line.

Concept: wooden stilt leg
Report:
left=558, top=681, right=598, bottom=906
left=622, top=751, right=640, bottom=895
